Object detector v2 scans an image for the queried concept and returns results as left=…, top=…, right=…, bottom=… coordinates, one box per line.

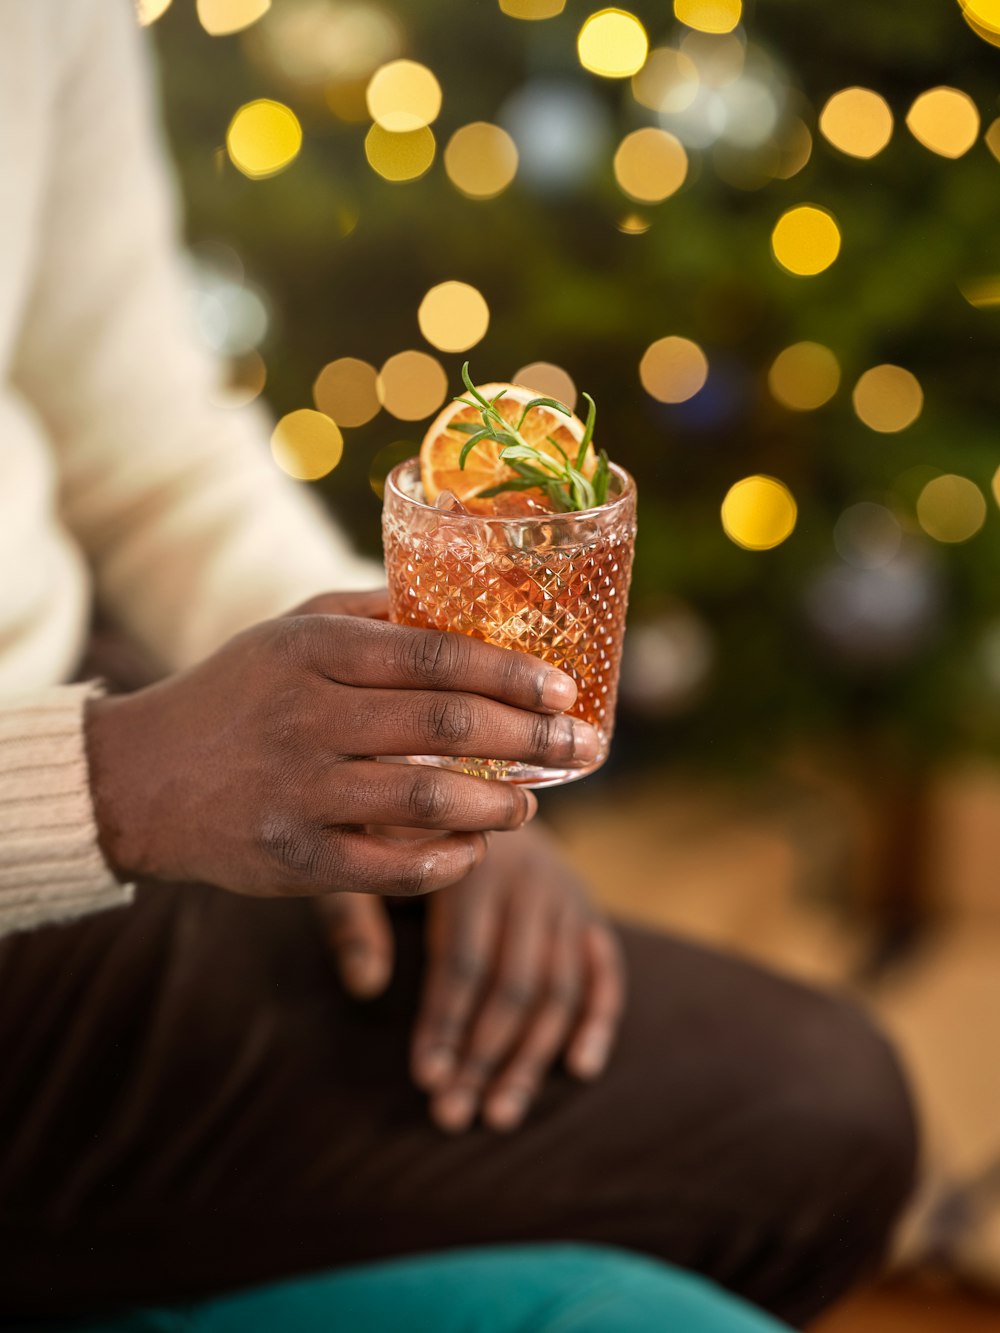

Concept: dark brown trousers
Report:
left=0, top=879, right=916, bottom=1328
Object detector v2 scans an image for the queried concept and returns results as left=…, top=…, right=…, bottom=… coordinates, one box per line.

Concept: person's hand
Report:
left=85, top=591, right=599, bottom=899
left=319, top=823, right=625, bottom=1132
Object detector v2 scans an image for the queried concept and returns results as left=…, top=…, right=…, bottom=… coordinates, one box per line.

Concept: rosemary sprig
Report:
left=455, top=362, right=610, bottom=512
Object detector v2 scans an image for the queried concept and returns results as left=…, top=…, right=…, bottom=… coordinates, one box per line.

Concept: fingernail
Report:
left=416, top=1047, right=454, bottom=1089
left=485, top=1091, right=527, bottom=1132
left=541, top=671, right=577, bottom=711
left=434, top=1090, right=476, bottom=1134
left=571, top=720, right=600, bottom=762
left=573, top=1036, right=608, bottom=1079
left=344, top=957, right=386, bottom=998
left=520, top=791, right=539, bottom=825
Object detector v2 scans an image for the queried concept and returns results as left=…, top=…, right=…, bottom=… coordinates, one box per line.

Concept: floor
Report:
left=547, top=759, right=1000, bottom=1331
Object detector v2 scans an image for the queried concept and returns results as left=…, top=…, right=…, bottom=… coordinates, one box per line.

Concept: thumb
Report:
left=318, top=893, right=395, bottom=999
left=293, top=589, right=389, bottom=621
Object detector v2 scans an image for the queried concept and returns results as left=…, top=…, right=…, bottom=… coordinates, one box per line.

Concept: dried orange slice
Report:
left=419, top=381, right=597, bottom=513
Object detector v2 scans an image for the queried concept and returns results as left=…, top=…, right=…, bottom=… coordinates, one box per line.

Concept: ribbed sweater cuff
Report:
left=0, top=683, right=133, bottom=936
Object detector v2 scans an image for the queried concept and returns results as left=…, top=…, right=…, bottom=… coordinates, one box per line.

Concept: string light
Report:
left=631, top=48, right=700, bottom=113
left=852, top=365, right=923, bottom=433
left=768, top=342, right=840, bottom=411
left=513, top=362, right=578, bottom=411
left=993, top=464, right=1000, bottom=508
left=377, top=351, right=449, bottom=420
left=906, top=87, right=980, bottom=158
left=226, top=100, right=302, bottom=179
left=819, top=88, right=893, bottom=159
left=366, top=60, right=442, bottom=132
left=445, top=123, right=519, bottom=199
left=617, top=213, right=651, bottom=234
left=364, top=125, right=436, bottom=181
left=674, top=0, right=743, bottom=35
left=577, top=10, right=650, bottom=79
left=771, top=205, right=841, bottom=276
left=721, top=476, right=797, bottom=550
left=984, top=117, right=1000, bottom=161
left=197, top=0, right=270, bottom=36
left=418, top=281, right=490, bottom=353
left=962, top=5, right=1000, bottom=47
left=959, top=274, right=1000, bottom=309
left=961, top=0, right=1000, bottom=34
left=499, top=0, right=566, bottom=16
left=774, top=119, right=813, bottom=178
left=834, top=503, right=902, bottom=570
left=640, top=337, right=708, bottom=402
left=271, top=410, right=343, bottom=480
left=614, top=128, right=688, bottom=203
left=136, top=0, right=172, bottom=23
left=916, top=474, right=987, bottom=543
left=313, top=358, right=381, bottom=427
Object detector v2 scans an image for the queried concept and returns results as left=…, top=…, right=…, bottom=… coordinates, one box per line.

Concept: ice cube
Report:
left=434, top=489, right=470, bottom=514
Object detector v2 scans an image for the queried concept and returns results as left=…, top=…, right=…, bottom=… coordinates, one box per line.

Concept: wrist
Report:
left=84, top=692, right=149, bottom=882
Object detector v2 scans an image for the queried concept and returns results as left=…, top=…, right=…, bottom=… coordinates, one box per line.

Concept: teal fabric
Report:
left=63, top=1245, right=787, bottom=1333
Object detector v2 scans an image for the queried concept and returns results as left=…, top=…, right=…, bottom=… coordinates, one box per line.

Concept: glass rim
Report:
left=384, top=457, right=636, bottom=525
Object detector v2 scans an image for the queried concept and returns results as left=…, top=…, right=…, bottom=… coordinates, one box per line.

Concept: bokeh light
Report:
left=197, top=0, right=270, bottom=36
left=906, top=87, right=980, bottom=158
left=617, top=212, right=651, bottom=234
left=226, top=99, right=302, bottom=179
left=207, top=350, right=267, bottom=410
left=984, top=117, right=1000, bottom=162
left=916, top=474, right=987, bottom=543
left=501, top=81, right=611, bottom=192
left=674, top=0, right=743, bottom=35
left=774, top=118, right=813, bottom=178
left=137, top=0, right=173, bottom=24
left=271, top=409, right=344, bottom=480
left=313, top=357, right=381, bottom=427
left=993, top=464, right=1000, bottom=508
left=819, top=87, right=893, bottom=159
left=513, top=361, right=578, bottom=411
left=961, top=0, right=1000, bottom=34
left=366, top=60, right=442, bottom=131
left=852, top=365, right=923, bottom=433
left=640, top=337, right=709, bottom=403
left=958, top=274, right=1000, bottom=309
left=369, top=440, right=417, bottom=499
left=631, top=48, right=700, bottom=113
left=577, top=9, right=650, bottom=79
left=364, top=124, right=436, bottom=181
left=721, top=476, right=797, bottom=551
left=445, top=123, right=519, bottom=199
left=770, top=205, right=841, bottom=276
left=768, top=342, right=841, bottom=411
left=499, top=0, right=565, bottom=16
left=418, top=281, right=490, bottom=353
left=377, top=351, right=449, bottom=420
left=834, top=503, right=902, bottom=570
left=614, top=128, right=688, bottom=203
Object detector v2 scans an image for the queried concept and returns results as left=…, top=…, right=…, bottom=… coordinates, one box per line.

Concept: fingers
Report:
left=289, top=615, right=578, bottom=713
left=481, top=914, right=583, bottom=1132
left=565, top=921, right=626, bottom=1080
left=411, top=886, right=501, bottom=1094
left=317, top=893, right=394, bottom=998
left=262, top=824, right=488, bottom=897
left=320, top=761, right=537, bottom=833
left=327, top=688, right=600, bottom=769
left=430, top=896, right=551, bottom=1134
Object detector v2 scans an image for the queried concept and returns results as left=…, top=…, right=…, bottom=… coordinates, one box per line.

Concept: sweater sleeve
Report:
left=11, top=0, right=381, bottom=676
left=0, top=684, right=132, bottom=937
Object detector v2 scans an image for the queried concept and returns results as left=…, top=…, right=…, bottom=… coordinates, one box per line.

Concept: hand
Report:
left=85, top=591, right=598, bottom=899
left=320, top=823, right=626, bottom=1132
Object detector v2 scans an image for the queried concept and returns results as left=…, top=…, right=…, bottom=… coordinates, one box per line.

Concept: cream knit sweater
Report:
left=0, top=2, right=379, bottom=935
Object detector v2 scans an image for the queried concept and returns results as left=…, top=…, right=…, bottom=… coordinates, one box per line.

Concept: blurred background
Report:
left=143, top=0, right=1000, bottom=1326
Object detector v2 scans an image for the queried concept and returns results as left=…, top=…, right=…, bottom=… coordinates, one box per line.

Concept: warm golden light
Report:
left=499, top=0, right=566, bottom=16
left=631, top=48, right=699, bottom=113
left=418, top=282, right=490, bottom=354
left=617, top=213, right=651, bottom=234
left=962, top=0, right=1000, bottom=33
left=377, top=351, right=449, bottom=420
left=364, top=125, right=436, bottom=181
left=197, top=0, right=270, bottom=36
left=771, top=205, right=841, bottom=277
left=136, top=0, right=173, bottom=24
left=906, top=87, right=980, bottom=158
left=271, top=410, right=344, bottom=480
left=614, top=128, right=688, bottom=203
left=984, top=117, right=1000, bottom=161
left=674, top=0, right=743, bottom=35
left=774, top=119, right=813, bottom=179
left=513, top=362, right=578, bottom=411
left=208, top=350, right=267, bottom=410
left=959, top=274, right=1000, bottom=309
left=313, top=358, right=381, bottom=428
left=226, top=100, right=302, bottom=179
left=444, top=123, right=519, bottom=199
left=852, top=365, right=923, bottom=433
left=917, top=474, right=987, bottom=543
left=819, top=88, right=893, bottom=159
left=577, top=9, right=650, bottom=79
left=366, top=60, right=442, bottom=132
left=768, top=342, right=841, bottom=411
left=722, top=476, right=797, bottom=551
left=962, top=5, right=1000, bottom=47
left=993, top=464, right=1000, bottom=509
left=640, top=337, right=709, bottom=403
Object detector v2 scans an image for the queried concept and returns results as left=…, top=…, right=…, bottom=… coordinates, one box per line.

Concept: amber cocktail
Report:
left=382, top=459, right=636, bottom=786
